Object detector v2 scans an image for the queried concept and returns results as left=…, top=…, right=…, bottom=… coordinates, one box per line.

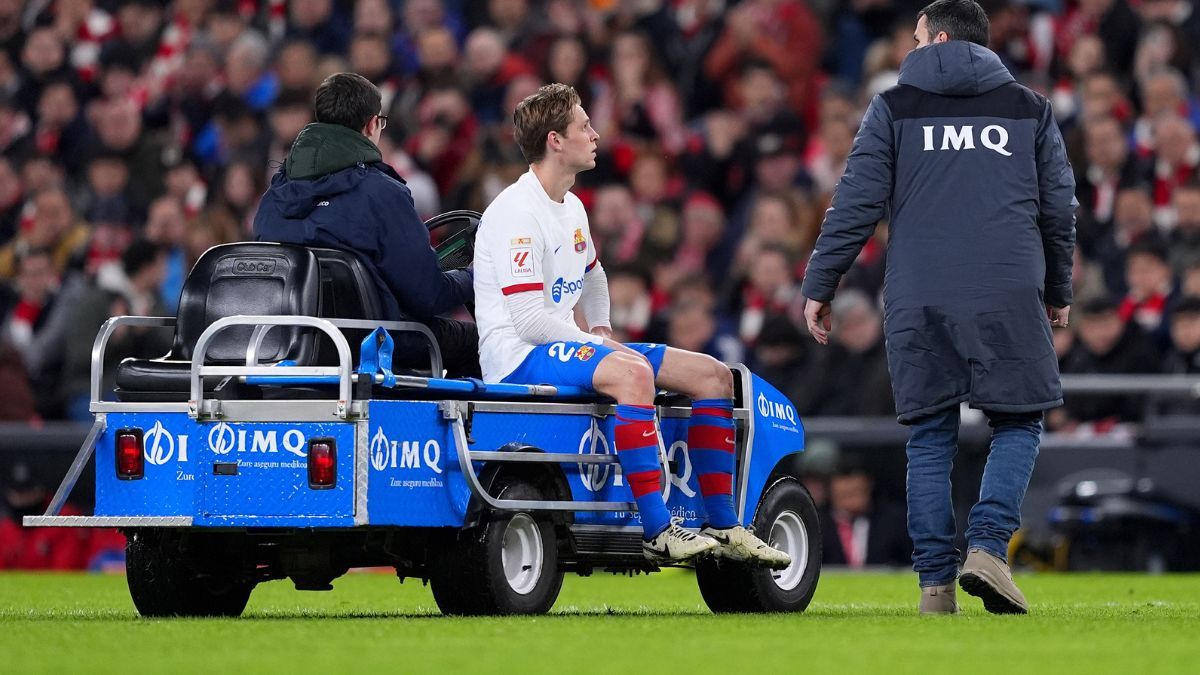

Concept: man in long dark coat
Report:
left=801, top=0, right=1076, bottom=615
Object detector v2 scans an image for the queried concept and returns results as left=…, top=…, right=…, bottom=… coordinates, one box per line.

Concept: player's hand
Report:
left=804, top=298, right=833, bottom=345
left=1047, top=305, right=1070, bottom=327
left=590, top=326, right=614, bottom=340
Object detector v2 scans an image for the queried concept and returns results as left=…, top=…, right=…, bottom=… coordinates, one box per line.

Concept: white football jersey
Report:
left=475, top=170, right=599, bottom=381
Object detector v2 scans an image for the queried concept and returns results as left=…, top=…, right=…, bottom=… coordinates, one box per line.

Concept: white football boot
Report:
left=643, top=520, right=719, bottom=562
left=701, top=524, right=792, bottom=569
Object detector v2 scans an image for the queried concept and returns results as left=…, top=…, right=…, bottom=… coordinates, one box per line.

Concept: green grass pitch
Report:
left=3, top=571, right=1197, bottom=674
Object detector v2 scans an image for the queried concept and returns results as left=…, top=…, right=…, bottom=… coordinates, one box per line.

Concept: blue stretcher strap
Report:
left=358, top=327, right=396, bottom=388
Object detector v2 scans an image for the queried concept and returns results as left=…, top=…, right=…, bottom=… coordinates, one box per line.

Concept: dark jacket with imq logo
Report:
left=801, top=41, right=1077, bottom=423
left=253, top=123, right=472, bottom=321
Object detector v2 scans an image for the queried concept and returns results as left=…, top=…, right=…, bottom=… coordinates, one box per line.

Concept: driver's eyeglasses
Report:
left=377, top=114, right=388, bottom=130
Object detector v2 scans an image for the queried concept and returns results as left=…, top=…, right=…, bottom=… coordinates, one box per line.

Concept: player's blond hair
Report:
left=513, top=83, right=581, bottom=164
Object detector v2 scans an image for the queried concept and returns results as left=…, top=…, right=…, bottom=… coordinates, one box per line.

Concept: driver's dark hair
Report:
left=313, top=72, right=381, bottom=133
left=918, top=0, right=990, bottom=47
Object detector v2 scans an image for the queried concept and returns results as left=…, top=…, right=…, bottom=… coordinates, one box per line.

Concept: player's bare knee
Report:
left=621, top=359, right=656, bottom=403
left=596, top=354, right=655, bottom=404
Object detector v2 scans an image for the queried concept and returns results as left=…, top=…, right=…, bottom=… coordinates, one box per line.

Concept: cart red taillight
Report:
left=116, top=428, right=144, bottom=479
left=308, top=438, right=336, bottom=489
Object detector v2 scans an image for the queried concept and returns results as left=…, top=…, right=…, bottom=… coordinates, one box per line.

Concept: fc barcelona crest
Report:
left=573, top=228, right=587, bottom=253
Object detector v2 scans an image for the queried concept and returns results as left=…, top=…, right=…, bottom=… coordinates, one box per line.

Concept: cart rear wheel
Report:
left=125, top=529, right=255, bottom=617
left=429, top=474, right=563, bottom=616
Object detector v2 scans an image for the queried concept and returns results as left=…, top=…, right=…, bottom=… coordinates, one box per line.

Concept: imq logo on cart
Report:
left=368, top=427, right=443, bottom=474
left=576, top=425, right=694, bottom=498
left=757, top=393, right=797, bottom=424
left=206, top=423, right=308, bottom=457
left=577, top=424, right=616, bottom=492
left=143, top=420, right=190, bottom=465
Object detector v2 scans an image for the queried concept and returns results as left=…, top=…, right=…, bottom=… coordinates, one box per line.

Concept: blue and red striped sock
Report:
left=614, top=403, right=671, bottom=540
left=689, top=398, right=738, bottom=529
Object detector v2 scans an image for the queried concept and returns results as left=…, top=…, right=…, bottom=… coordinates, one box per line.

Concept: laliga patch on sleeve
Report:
left=510, top=247, right=534, bottom=277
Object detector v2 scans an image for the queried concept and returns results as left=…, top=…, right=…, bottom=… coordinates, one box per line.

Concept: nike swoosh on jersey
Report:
left=642, top=430, right=656, bottom=437
left=554, top=245, right=562, bottom=253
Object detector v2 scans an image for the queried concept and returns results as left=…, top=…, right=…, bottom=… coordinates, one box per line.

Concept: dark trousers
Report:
left=394, top=317, right=480, bottom=379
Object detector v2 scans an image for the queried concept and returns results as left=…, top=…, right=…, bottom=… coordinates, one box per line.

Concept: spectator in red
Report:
left=1120, top=239, right=1177, bottom=339
left=2, top=248, right=60, bottom=372
left=733, top=243, right=801, bottom=345
left=1132, top=69, right=1189, bottom=156
left=593, top=29, right=687, bottom=156
left=1148, top=112, right=1200, bottom=227
left=1055, top=0, right=1141, bottom=75
left=629, top=0, right=727, bottom=117
left=1076, top=115, right=1148, bottom=256
left=34, top=80, right=90, bottom=175
left=704, top=0, right=823, bottom=127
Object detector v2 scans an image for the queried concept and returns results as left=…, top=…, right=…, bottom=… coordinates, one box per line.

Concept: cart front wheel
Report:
left=696, top=476, right=822, bottom=613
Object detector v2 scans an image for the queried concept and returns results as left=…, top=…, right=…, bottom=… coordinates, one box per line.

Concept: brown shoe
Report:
left=919, top=583, right=960, bottom=615
left=959, top=548, right=1028, bottom=614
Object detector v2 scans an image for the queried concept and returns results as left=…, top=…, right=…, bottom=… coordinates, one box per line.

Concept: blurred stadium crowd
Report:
left=0, top=0, right=1198, bottom=436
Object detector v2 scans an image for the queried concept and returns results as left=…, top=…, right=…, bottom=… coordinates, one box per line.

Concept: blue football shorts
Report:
left=500, top=341, right=666, bottom=389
